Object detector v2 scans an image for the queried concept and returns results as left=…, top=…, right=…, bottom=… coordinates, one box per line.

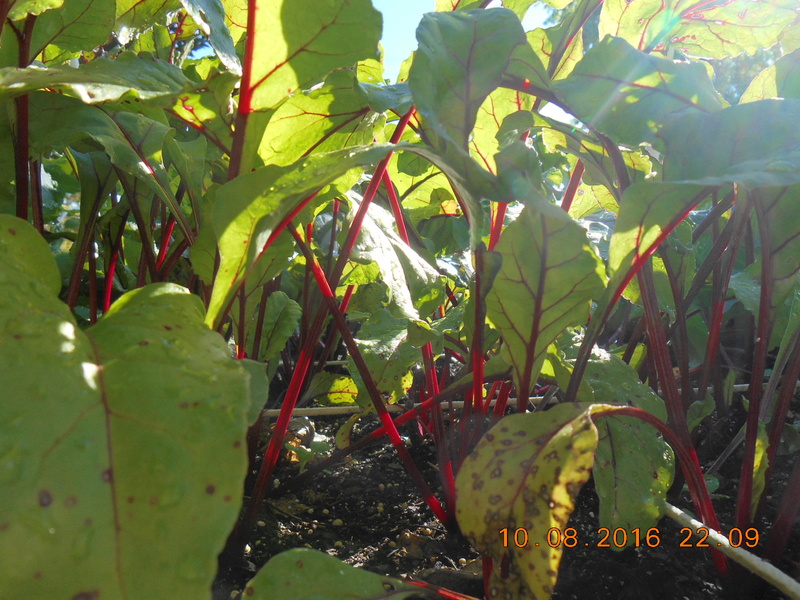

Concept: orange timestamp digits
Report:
left=499, top=527, right=760, bottom=549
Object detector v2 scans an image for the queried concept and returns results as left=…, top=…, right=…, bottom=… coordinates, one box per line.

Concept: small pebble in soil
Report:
left=334, top=541, right=344, bottom=548
left=257, top=521, right=265, bottom=527
left=272, top=478, right=280, bottom=489
left=332, top=518, right=343, bottom=526
left=307, top=529, right=313, bottom=535
left=389, top=541, right=397, bottom=548
left=458, top=558, right=467, bottom=566
left=322, top=508, right=330, bottom=515
left=307, top=508, right=314, bottom=514
left=378, top=483, right=385, bottom=491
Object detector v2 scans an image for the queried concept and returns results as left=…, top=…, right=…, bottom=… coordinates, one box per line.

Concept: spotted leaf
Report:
left=455, top=404, right=600, bottom=600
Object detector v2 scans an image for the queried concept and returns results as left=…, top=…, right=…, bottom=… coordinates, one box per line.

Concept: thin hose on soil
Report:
left=663, top=503, right=800, bottom=599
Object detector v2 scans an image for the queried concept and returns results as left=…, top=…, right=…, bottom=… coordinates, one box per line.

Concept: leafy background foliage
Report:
left=2, top=0, right=800, bottom=599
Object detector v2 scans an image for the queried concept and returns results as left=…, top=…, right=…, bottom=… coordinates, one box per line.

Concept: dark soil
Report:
left=213, top=404, right=800, bottom=600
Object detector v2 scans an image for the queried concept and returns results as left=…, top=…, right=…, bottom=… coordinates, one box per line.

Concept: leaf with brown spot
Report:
left=455, top=404, right=600, bottom=600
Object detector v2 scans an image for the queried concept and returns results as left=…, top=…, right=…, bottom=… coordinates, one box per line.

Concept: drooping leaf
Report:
left=593, top=415, right=674, bottom=548
left=349, top=199, right=444, bottom=320
left=206, top=144, right=396, bottom=328
left=350, top=308, right=418, bottom=405
left=0, top=215, right=253, bottom=600
left=456, top=405, right=600, bottom=600
left=27, top=92, right=194, bottom=243
left=0, top=53, right=195, bottom=104
left=660, top=99, right=800, bottom=188
left=555, top=36, right=723, bottom=147
left=243, top=548, right=422, bottom=599
left=179, top=0, right=241, bottom=75
left=600, top=0, right=797, bottom=59
left=486, top=202, right=606, bottom=401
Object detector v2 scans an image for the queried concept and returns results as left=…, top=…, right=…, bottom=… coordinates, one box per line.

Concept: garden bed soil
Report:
left=213, top=407, right=799, bottom=600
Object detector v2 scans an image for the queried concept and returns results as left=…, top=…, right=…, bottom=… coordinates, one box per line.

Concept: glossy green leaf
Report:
left=456, top=404, right=600, bottom=600
left=555, top=36, right=723, bottom=147
left=486, top=203, right=606, bottom=401
left=179, top=0, right=241, bottom=75
left=206, top=144, right=396, bottom=328
left=660, top=100, right=800, bottom=188
left=243, top=548, right=421, bottom=599
left=0, top=216, right=252, bottom=600
left=600, top=0, right=797, bottom=58
left=234, top=0, right=381, bottom=174
left=505, top=33, right=554, bottom=91
left=741, top=49, right=800, bottom=103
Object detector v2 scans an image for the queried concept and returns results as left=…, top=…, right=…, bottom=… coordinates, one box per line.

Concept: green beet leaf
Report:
left=0, top=215, right=255, bottom=600
left=600, top=0, right=796, bottom=59
left=741, top=48, right=800, bottom=103
left=258, top=70, right=380, bottom=167
left=206, top=143, right=396, bottom=329
left=410, top=9, right=526, bottom=150
left=486, top=202, right=606, bottom=402
left=243, top=548, right=422, bottom=599
left=0, top=53, right=196, bottom=105
left=232, top=0, right=381, bottom=174
left=7, top=0, right=64, bottom=20
left=26, top=92, right=193, bottom=243
left=555, top=36, right=723, bottom=148
left=660, top=99, right=800, bottom=188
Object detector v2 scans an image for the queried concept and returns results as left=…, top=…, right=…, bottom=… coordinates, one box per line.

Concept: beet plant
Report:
left=2, top=0, right=800, bottom=599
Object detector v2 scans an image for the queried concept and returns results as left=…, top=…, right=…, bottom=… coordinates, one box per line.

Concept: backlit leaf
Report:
left=600, top=0, right=797, bottom=58
left=233, top=0, right=381, bottom=174
left=486, top=202, right=606, bottom=401
left=555, top=36, right=723, bottom=147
